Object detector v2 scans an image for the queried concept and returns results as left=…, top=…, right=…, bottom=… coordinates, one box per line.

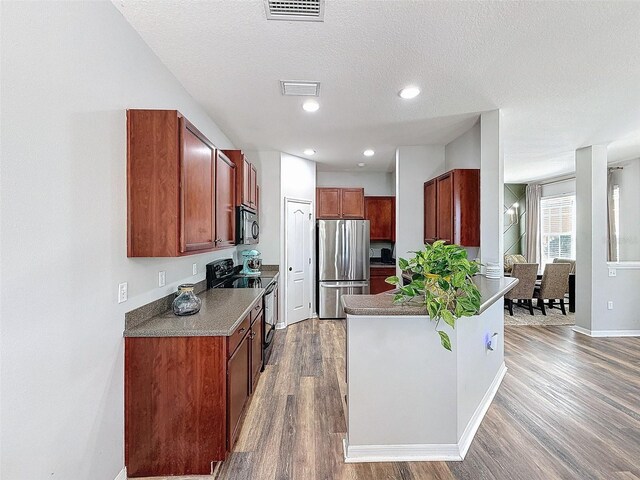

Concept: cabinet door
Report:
left=249, top=165, right=257, bottom=209
left=215, top=151, right=236, bottom=248
left=436, top=173, right=453, bottom=244
left=241, top=157, right=251, bottom=207
left=181, top=121, right=215, bottom=253
left=341, top=188, right=365, bottom=219
left=227, top=335, right=250, bottom=449
left=365, top=196, right=395, bottom=241
left=423, top=180, right=437, bottom=244
left=316, top=188, right=342, bottom=219
left=250, top=311, right=263, bottom=392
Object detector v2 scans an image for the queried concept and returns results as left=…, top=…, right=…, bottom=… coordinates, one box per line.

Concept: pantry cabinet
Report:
left=423, top=169, right=480, bottom=247
left=126, top=109, right=236, bottom=257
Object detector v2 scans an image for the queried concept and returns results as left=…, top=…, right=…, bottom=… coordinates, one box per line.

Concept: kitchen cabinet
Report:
left=125, top=297, right=264, bottom=477
left=316, top=188, right=342, bottom=218
left=365, top=196, right=395, bottom=241
left=423, top=169, right=480, bottom=247
left=222, top=150, right=259, bottom=211
left=423, top=179, right=437, bottom=244
left=250, top=305, right=263, bottom=392
left=316, top=187, right=365, bottom=219
left=215, top=151, right=236, bottom=247
left=127, top=109, right=235, bottom=257
left=227, top=332, right=250, bottom=450
left=370, top=266, right=396, bottom=294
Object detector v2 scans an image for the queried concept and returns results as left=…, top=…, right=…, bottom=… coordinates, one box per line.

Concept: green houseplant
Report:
left=386, top=241, right=481, bottom=351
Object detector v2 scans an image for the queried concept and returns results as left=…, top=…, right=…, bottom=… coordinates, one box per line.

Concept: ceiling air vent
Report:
left=265, top=0, right=325, bottom=22
left=280, top=81, right=320, bottom=96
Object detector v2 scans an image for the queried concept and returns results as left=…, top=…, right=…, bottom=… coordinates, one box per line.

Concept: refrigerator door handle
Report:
left=321, top=282, right=369, bottom=288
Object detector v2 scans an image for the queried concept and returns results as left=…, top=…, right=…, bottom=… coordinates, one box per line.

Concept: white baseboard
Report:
left=343, top=438, right=462, bottom=463
left=114, top=467, right=127, bottom=480
left=343, top=363, right=507, bottom=463
left=573, top=326, right=640, bottom=337
left=458, top=362, right=507, bottom=459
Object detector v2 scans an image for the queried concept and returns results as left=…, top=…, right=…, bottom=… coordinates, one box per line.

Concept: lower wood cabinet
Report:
left=227, top=333, right=250, bottom=450
left=125, top=298, right=264, bottom=478
left=370, top=266, right=397, bottom=294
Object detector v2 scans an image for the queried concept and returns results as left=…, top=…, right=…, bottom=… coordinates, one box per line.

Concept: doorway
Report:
left=284, top=198, right=313, bottom=326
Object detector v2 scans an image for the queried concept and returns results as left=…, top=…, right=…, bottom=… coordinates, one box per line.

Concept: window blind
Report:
left=540, top=195, right=576, bottom=265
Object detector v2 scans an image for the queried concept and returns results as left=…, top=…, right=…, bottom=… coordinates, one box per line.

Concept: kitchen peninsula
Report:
left=341, top=276, right=517, bottom=463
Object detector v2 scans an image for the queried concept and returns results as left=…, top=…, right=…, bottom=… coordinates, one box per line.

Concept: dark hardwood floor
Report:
left=146, top=320, right=640, bottom=480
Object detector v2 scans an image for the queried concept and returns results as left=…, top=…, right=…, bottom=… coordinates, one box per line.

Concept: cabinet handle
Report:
left=238, top=327, right=246, bottom=334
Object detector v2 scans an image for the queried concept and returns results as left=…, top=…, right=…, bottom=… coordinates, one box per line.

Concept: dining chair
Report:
left=504, top=263, right=539, bottom=315
left=534, top=263, right=573, bottom=315
left=553, top=257, right=575, bottom=295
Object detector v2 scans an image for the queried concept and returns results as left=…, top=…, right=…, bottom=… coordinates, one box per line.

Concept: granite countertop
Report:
left=124, top=288, right=265, bottom=337
left=342, top=276, right=518, bottom=316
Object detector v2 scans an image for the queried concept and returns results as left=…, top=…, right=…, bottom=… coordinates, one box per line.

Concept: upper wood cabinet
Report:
left=222, top=150, right=259, bottom=211
left=316, top=188, right=342, bottom=219
left=365, top=196, right=395, bottom=241
left=215, top=151, right=236, bottom=248
left=423, top=169, right=480, bottom=247
left=128, top=109, right=237, bottom=257
left=424, top=180, right=437, bottom=244
left=316, top=187, right=365, bottom=219
left=341, top=188, right=365, bottom=218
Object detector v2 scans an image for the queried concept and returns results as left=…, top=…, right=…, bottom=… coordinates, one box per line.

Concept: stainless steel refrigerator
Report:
left=317, top=219, right=370, bottom=319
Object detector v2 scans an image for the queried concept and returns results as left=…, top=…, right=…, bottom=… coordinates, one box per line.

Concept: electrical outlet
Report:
left=118, top=282, right=128, bottom=303
left=608, top=268, right=617, bottom=277
left=607, top=301, right=614, bottom=310
left=192, top=263, right=197, bottom=275
left=158, top=271, right=166, bottom=287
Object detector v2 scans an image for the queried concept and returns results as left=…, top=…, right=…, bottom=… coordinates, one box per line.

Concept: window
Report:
left=540, top=194, right=576, bottom=266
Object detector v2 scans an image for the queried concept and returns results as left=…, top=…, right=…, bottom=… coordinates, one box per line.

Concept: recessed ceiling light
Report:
left=399, top=86, right=421, bottom=99
left=302, top=99, right=320, bottom=112
left=363, top=149, right=375, bottom=157
left=358, top=162, right=366, bottom=167
left=304, top=148, right=316, bottom=156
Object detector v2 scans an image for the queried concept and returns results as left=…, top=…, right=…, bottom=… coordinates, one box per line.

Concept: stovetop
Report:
left=206, top=258, right=276, bottom=289
left=215, top=275, right=277, bottom=289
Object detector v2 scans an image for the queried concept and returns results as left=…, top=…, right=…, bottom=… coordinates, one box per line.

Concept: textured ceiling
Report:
left=114, top=0, right=640, bottom=182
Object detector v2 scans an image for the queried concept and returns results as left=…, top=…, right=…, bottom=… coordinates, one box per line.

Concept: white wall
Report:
left=612, top=158, right=640, bottom=261
left=280, top=153, right=317, bottom=319
left=541, top=177, right=576, bottom=198
left=480, top=111, right=504, bottom=270
left=245, top=151, right=281, bottom=265
left=316, top=171, right=395, bottom=196
left=445, top=120, right=481, bottom=170
left=1, top=2, right=239, bottom=479
left=575, top=146, right=640, bottom=335
left=395, top=146, right=446, bottom=270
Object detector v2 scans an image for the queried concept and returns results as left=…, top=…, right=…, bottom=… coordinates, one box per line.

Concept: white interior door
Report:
left=286, top=199, right=312, bottom=325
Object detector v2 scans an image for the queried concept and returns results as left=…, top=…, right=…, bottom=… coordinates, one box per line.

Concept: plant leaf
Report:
left=385, top=275, right=400, bottom=285
left=441, top=309, right=455, bottom=329
left=438, top=331, right=452, bottom=351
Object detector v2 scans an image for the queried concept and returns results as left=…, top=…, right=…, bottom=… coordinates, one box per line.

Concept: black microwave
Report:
left=237, top=206, right=259, bottom=245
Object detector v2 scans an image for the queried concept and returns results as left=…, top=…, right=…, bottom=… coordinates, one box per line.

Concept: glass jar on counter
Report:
left=172, top=284, right=202, bottom=316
